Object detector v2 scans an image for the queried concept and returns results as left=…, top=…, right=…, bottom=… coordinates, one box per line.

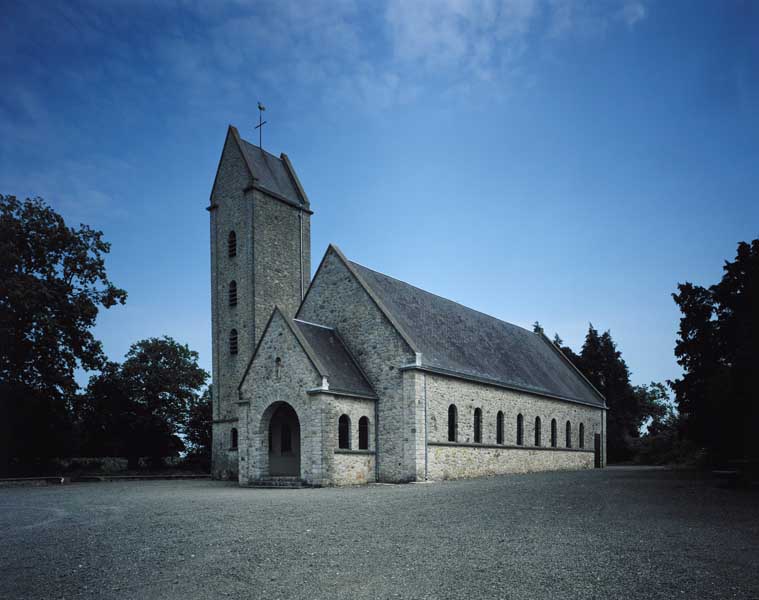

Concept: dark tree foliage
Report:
left=0, top=195, right=126, bottom=475
left=185, top=386, right=212, bottom=469
left=553, top=325, right=666, bottom=462
left=75, top=362, right=134, bottom=458
left=76, top=337, right=209, bottom=468
left=671, top=239, right=759, bottom=461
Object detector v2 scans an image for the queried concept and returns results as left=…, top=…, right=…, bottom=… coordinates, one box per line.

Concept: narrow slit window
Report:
left=473, top=408, right=482, bottom=443
left=358, top=416, right=369, bottom=450
left=228, top=231, right=237, bottom=257
left=551, top=419, right=557, bottom=448
left=338, top=415, right=351, bottom=449
left=534, top=416, right=542, bottom=446
left=228, top=280, right=237, bottom=307
left=516, top=413, right=524, bottom=446
left=229, top=329, right=238, bottom=355
left=230, top=427, right=238, bottom=450
left=448, top=404, right=458, bottom=442
left=579, top=423, right=585, bottom=449
left=566, top=421, right=572, bottom=448
left=496, top=411, right=504, bottom=445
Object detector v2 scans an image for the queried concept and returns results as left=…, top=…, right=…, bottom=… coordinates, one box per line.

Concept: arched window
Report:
left=516, top=413, right=524, bottom=446
left=229, top=329, right=238, bottom=355
left=274, top=356, right=282, bottom=380
left=358, top=416, right=369, bottom=450
left=230, top=427, right=238, bottom=450
left=566, top=421, right=572, bottom=448
left=338, top=414, right=351, bottom=449
left=551, top=419, right=557, bottom=448
left=228, top=280, right=237, bottom=307
left=448, top=405, right=458, bottom=442
left=473, top=408, right=482, bottom=443
left=534, top=416, right=542, bottom=446
left=579, top=423, right=585, bottom=449
left=228, top=231, right=236, bottom=257
left=496, top=411, right=504, bottom=445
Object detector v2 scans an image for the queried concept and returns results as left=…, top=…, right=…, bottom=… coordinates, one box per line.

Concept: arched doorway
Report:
left=266, top=403, right=301, bottom=477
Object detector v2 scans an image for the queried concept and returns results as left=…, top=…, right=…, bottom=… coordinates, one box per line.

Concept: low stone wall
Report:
left=56, top=457, right=182, bottom=473
left=331, top=451, right=376, bottom=485
left=427, top=443, right=594, bottom=480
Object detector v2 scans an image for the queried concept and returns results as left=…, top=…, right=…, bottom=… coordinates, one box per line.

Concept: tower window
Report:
left=230, top=427, right=238, bottom=450
left=228, top=280, right=237, bottom=307
left=358, top=416, right=369, bottom=450
left=228, top=231, right=236, bottom=257
left=338, top=414, right=351, bottom=449
left=229, top=329, right=238, bottom=355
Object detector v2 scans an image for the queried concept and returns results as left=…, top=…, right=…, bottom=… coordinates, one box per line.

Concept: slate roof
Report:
left=293, top=319, right=376, bottom=398
left=348, top=260, right=605, bottom=407
left=238, top=137, right=305, bottom=206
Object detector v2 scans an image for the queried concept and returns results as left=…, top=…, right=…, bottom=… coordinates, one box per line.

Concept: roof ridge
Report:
left=348, top=259, right=532, bottom=336
left=238, top=136, right=285, bottom=163
left=293, top=318, right=334, bottom=331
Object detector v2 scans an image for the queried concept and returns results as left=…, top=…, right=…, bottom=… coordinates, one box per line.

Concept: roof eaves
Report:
left=286, top=316, right=330, bottom=380
left=244, top=183, right=314, bottom=214
left=400, top=363, right=608, bottom=410
left=280, top=152, right=310, bottom=207
left=536, top=331, right=607, bottom=407
left=331, top=325, right=379, bottom=399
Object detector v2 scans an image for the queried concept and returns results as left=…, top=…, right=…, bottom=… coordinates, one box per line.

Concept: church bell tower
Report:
left=208, top=125, right=312, bottom=479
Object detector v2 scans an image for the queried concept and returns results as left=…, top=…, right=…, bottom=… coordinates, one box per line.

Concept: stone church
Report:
left=209, top=125, right=607, bottom=486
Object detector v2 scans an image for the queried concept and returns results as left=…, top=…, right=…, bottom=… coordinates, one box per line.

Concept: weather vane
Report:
left=255, top=101, right=267, bottom=149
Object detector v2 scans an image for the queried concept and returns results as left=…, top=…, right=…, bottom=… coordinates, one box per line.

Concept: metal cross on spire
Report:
left=255, top=101, right=267, bottom=149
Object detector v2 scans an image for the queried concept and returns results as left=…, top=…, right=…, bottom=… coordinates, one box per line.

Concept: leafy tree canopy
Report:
left=553, top=324, right=668, bottom=462
left=0, top=195, right=127, bottom=398
left=76, top=337, right=209, bottom=467
left=671, top=239, right=759, bottom=460
left=0, top=195, right=126, bottom=474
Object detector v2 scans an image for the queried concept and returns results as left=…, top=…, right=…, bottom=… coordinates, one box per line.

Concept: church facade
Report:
left=209, top=125, right=607, bottom=486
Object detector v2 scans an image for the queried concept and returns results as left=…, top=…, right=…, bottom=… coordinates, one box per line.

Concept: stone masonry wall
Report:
left=326, top=396, right=376, bottom=485
left=427, top=445, right=593, bottom=480
left=253, top=190, right=311, bottom=344
left=419, top=371, right=604, bottom=480
left=210, top=131, right=312, bottom=480
left=238, top=311, right=325, bottom=485
left=210, top=133, right=253, bottom=479
left=297, top=248, right=417, bottom=482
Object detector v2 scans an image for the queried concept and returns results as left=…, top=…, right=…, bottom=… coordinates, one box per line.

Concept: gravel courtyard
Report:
left=1, top=467, right=757, bottom=600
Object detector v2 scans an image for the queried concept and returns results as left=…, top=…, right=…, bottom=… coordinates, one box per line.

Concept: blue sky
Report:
left=1, top=0, right=757, bottom=390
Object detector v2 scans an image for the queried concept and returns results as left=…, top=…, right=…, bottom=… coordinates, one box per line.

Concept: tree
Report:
left=185, top=386, right=212, bottom=470
left=554, top=324, right=666, bottom=462
left=119, top=337, right=208, bottom=467
left=672, top=239, right=759, bottom=461
left=0, top=195, right=126, bottom=475
left=76, top=337, right=209, bottom=468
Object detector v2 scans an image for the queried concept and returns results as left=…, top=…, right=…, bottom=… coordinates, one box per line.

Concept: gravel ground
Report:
left=1, top=467, right=757, bottom=600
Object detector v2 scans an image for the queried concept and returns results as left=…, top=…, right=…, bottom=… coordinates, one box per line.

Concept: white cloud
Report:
left=619, top=1, right=647, bottom=27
